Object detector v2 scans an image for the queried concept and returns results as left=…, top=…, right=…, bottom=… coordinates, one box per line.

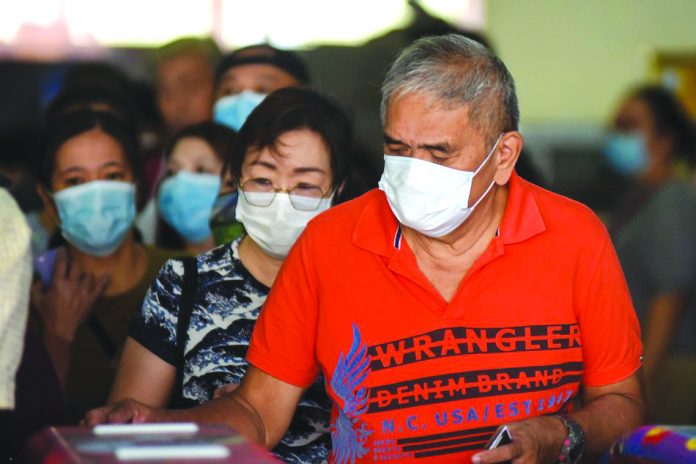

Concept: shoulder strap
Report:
left=172, top=256, right=198, bottom=407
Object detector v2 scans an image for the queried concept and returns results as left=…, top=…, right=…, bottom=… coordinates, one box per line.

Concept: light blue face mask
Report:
left=604, top=132, right=649, bottom=176
left=158, top=171, right=221, bottom=243
left=54, top=180, right=137, bottom=257
left=213, top=90, right=266, bottom=131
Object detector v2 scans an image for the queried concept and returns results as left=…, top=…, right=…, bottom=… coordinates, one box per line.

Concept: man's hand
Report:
left=472, top=416, right=566, bottom=464
left=32, top=249, right=110, bottom=342
left=86, top=366, right=304, bottom=449
left=83, top=398, right=165, bottom=426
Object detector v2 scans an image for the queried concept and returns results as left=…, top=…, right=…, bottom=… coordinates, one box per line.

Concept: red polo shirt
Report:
left=247, top=172, right=642, bottom=463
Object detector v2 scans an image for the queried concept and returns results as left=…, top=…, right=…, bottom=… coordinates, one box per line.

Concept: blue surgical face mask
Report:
left=604, top=132, right=649, bottom=176
left=53, top=180, right=137, bottom=257
left=213, top=90, right=266, bottom=131
left=158, top=171, right=221, bottom=243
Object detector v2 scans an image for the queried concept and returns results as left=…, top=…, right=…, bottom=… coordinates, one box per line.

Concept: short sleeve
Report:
left=643, top=184, right=696, bottom=293
left=127, top=258, right=185, bottom=366
left=246, top=228, right=321, bottom=388
left=577, top=234, right=643, bottom=387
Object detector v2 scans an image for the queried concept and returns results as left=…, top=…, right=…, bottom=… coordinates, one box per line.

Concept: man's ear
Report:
left=494, top=131, right=523, bottom=185
left=37, top=184, right=59, bottom=226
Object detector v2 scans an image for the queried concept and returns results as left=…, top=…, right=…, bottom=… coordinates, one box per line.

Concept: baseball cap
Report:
left=215, top=44, right=310, bottom=86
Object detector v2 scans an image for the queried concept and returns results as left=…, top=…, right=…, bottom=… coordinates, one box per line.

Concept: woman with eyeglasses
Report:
left=103, top=87, right=352, bottom=464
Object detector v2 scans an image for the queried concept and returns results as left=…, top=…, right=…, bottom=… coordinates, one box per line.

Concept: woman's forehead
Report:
left=55, top=129, right=127, bottom=170
left=244, top=129, right=331, bottom=172
left=170, top=137, right=218, bottom=162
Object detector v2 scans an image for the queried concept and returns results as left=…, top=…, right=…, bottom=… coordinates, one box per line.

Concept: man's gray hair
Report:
left=381, top=34, right=519, bottom=144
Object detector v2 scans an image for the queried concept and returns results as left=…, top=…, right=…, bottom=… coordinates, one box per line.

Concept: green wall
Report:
left=485, top=0, right=696, bottom=126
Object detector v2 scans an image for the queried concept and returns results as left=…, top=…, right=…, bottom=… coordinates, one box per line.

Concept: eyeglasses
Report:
left=238, top=177, right=331, bottom=211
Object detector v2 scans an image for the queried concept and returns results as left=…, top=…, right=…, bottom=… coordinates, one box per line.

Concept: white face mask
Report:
left=378, top=133, right=502, bottom=238
left=235, top=191, right=333, bottom=259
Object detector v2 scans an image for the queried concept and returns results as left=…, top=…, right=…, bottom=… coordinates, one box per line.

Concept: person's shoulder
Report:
left=146, top=242, right=232, bottom=277
left=283, top=190, right=387, bottom=260
left=195, top=240, right=240, bottom=277
left=309, top=189, right=382, bottom=228
left=522, top=178, right=609, bottom=238
left=654, top=178, right=696, bottom=205
left=196, top=241, right=232, bottom=265
left=649, top=179, right=696, bottom=232
left=144, top=247, right=187, bottom=287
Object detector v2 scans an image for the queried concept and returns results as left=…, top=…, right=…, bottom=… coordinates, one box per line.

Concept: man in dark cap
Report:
left=213, top=44, right=309, bottom=131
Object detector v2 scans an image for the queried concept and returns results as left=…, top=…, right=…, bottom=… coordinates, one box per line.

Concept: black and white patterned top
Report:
left=129, top=238, right=331, bottom=463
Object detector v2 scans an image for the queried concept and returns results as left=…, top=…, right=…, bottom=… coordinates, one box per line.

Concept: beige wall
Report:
left=485, top=0, right=696, bottom=126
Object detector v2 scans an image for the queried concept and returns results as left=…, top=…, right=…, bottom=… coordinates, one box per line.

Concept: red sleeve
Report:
left=246, top=227, right=321, bottom=388
left=576, top=231, right=643, bottom=387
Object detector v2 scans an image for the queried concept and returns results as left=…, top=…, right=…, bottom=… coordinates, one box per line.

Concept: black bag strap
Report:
left=172, top=256, right=198, bottom=408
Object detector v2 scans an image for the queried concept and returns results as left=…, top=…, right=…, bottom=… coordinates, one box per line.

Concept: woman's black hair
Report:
left=45, top=84, right=135, bottom=127
left=228, top=87, right=353, bottom=192
left=37, top=108, right=143, bottom=192
left=630, top=85, right=696, bottom=165
left=163, top=121, right=237, bottom=165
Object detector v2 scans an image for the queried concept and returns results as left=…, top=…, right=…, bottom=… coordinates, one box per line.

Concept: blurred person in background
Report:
left=51, top=62, right=136, bottom=133
left=155, top=37, right=220, bottom=136
left=45, top=84, right=134, bottom=125
left=155, top=121, right=238, bottom=254
left=0, top=175, right=66, bottom=460
left=605, top=84, right=696, bottom=424
left=46, top=62, right=167, bottom=210
left=0, top=178, right=31, bottom=413
left=1, top=62, right=143, bottom=260
left=213, top=44, right=309, bottom=131
left=31, top=109, right=173, bottom=421
left=104, top=88, right=351, bottom=463
left=130, top=39, right=221, bottom=244
left=0, top=131, right=54, bottom=257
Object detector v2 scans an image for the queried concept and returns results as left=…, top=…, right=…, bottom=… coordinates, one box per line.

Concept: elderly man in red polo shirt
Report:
left=87, top=34, right=644, bottom=464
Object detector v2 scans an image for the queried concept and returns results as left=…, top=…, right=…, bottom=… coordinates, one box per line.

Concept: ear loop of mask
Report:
left=473, top=132, right=504, bottom=176
left=469, top=132, right=504, bottom=208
